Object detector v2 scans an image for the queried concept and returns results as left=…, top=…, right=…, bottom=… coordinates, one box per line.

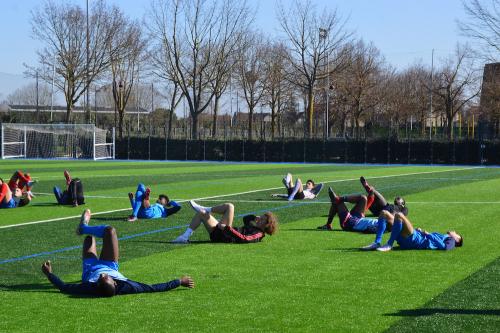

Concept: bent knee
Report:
left=104, top=226, right=116, bottom=236
left=394, top=212, right=404, bottom=220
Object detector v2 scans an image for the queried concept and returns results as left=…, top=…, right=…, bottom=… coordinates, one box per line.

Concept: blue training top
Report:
left=138, top=200, right=180, bottom=219
left=397, top=230, right=455, bottom=250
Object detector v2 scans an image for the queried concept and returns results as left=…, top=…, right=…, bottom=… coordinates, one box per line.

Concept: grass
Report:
left=0, top=160, right=499, bottom=332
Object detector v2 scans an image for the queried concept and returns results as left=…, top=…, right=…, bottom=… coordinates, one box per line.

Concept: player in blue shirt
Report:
left=361, top=211, right=463, bottom=251
left=42, top=209, right=194, bottom=297
left=127, top=183, right=181, bottom=222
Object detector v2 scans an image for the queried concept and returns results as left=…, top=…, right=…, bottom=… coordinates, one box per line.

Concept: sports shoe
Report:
left=76, top=209, right=91, bottom=235
left=127, top=215, right=138, bottom=222
left=317, top=224, right=333, bottom=231
left=360, top=176, right=372, bottom=193
left=171, top=235, right=189, bottom=244
left=26, top=180, right=37, bottom=188
left=376, top=244, right=392, bottom=252
left=128, top=192, right=134, bottom=201
left=311, top=183, right=324, bottom=196
left=189, top=200, right=207, bottom=213
left=64, top=170, right=72, bottom=186
left=361, top=242, right=381, bottom=251
left=328, top=187, right=338, bottom=203
left=282, top=173, right=292, bottom=188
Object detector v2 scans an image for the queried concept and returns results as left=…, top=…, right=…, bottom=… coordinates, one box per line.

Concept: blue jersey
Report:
left=0, top=198, right=17, bottom=209
left=138, top=200, right=180, bottom=219
left=397, top=230, right=453, bottom=250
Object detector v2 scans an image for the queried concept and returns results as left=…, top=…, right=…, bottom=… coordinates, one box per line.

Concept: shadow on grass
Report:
left=385, top=308, right=500, bottom=317
left=284, top=228, right=343, bottom=232
left=31, top=202, right=59, bottom=207
left=92, top=216, right=128, bottom=222
left=0, top=283, right=59, bottom=293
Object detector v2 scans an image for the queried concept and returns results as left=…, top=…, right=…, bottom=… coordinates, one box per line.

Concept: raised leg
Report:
left=99, top=226, right=119, bottom=262
left=210, top=203, right=234, bottom=226
left=82, top=236, right=98, bottom=260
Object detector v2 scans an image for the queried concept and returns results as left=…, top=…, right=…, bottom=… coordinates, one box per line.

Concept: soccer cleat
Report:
left=376, top=244, right=393, bottom=252
left=317, top=224, right=333, bottom=231
left=361, top=242, right=381, bottom=251
left=360, top=176, right=372, bottom=193
left=64, top=170, right=72, bottom=186
left=127, top=215, right=138, bottom=222
left=171, top=235, right=189, bottom=244
left=76, top=209, right=91, bottom=235
left=328, top=187, right=338, bottom=203
left=282, top=173, right=292, bottom=188
left=311, top=183, right=324, bottom=196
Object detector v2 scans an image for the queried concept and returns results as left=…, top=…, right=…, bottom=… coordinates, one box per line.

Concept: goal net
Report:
left=1, top=124, right=115, bottom=160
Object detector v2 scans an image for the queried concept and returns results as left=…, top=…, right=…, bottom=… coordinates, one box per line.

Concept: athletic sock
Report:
left=181, top=228, right=194, bottom=239
left=366, top=194, right=375, bottom=211
left=80, top=224, right=108, bottom=238
left=374, top=217, right=387, bottom=244
left=288, top=181, right=301, bottom=201
left=53, top=186, right=63, bottom=204
left=386, top=221, right=402, bottom=247
left=144, top=187, right=151, bottom=201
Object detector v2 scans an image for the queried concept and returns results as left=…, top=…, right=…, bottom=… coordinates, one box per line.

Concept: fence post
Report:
left=148, top=117, right=151, bottom=160
left=127, top=121, right=130, bottom=160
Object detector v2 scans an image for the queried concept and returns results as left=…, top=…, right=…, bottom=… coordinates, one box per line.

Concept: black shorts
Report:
left=287, top=188, right=305, bottom=200
left=209, top=227, right=231, bottom=243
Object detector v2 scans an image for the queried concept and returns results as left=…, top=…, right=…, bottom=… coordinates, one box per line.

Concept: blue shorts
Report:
left=0, top=198, right=17, bottom=209
left=82, top=258, right=120, bottom=282
left=352, top=217, right=379, bottom=233
left=339, top=211, right=364, bottom=230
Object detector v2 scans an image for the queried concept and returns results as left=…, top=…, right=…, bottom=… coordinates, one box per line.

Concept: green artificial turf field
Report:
left=0, top=160, right=499, bottom=332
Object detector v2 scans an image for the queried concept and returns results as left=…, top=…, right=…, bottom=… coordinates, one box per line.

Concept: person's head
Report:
left=394, top=196, right=406, bottom=207
left=305, top=180, right=315, bottom=190
left=158, top=194, right=170, bottom=206
left=97, top=273, right=117, bottom=297
left=447, top=231, right=463, bottom=247
left=13, top=188, right=22, bottom=198
left=256, top=212, right=278, bottom=235
left=17, top=194, right=31, bottom=207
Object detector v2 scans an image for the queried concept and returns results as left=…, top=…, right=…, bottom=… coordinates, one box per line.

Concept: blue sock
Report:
left=387, top=221, right=402, bottom=246
left=132, top=183, right=146, bottom=217
left=53, top=186, right=63, bottom=204
left=374, top=217, right=387, bottom=244
left=80, top=224, right=108, bottom=238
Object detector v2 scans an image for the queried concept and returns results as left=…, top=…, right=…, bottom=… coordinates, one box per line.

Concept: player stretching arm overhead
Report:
left=42, top=209, right=194, bottom=297
left=361, top=211, right=463, bottom=251
left=127, top=183, right=181, bottom=222
left=271, top=173, right=323, bottom=201
left=172, top=200, right=278, bottom=244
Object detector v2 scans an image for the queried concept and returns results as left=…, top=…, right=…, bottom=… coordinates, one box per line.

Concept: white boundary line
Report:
left=197, top=199, right=500, bottom=204
left=0, top=166, right=483, bottom=230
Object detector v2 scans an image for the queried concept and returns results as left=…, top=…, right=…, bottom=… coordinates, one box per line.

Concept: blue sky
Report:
left=0, top=0, right=470, bottom=99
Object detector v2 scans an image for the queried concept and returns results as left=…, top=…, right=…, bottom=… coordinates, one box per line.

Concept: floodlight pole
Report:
left=430, top=49, right=434, bottom=141
left=319, top=27, right=329, bottom=140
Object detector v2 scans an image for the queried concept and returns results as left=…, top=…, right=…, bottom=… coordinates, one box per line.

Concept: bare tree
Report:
left=433, top=45, right=480, bottom=139
left=108, top=17, right=146, bottom=139
left=459, top=0, right=500, bottom=61
left=147, top=0, right=251, bottom=139
left=27, top=0, right=123, bottom=123
left=6, top=82, right=52, bottom=106
left=235, top=32, right=268, bottom=140
left=277, top=0, right=351, bottom=137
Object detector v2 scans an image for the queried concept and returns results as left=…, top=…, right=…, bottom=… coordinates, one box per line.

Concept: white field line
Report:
left=0, top=166, right=482, bottom=229
left=197, top=199, right=500, bottom=205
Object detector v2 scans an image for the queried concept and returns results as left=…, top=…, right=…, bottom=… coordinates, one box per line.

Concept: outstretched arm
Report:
left=166, top=200, right=181, bottom=216
left=42, top=261, right=96, bottom=295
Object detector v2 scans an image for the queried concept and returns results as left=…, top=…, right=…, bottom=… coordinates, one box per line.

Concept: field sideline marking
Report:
left=197, top=199, right=500, bottom=205
left=0, top=166, right=482, bottom=230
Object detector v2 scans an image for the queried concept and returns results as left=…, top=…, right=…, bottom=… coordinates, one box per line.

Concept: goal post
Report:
left=0, top=123, right=115, bottom=160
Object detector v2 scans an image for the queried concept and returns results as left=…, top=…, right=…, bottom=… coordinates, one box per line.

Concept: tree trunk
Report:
left=212, top=96, right=220, bottom=137
left=167, top=109, right=174, bottom=140
left=119, top=110, right=124, bottom=140
left=270, top=101, right=276, bottom=140
left=248, top=107, right=254, bottom=141
left=306, top=88, right=314, bottom=138
left=65, top=103, right=72, bottom=123
left=191, top=114, right=199, bottom=140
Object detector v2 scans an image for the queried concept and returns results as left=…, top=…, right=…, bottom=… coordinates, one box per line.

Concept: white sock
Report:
left=288, top=181, right=301, bottom=201
left=182, top=228, right=194, bottom=239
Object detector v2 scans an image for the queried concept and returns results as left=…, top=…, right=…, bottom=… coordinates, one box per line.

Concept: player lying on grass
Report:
left=359, top=176, right=408, bottom=216
left=7, top=170, right=36, bottom=197
left=172, top=201, right=278, bottom=243
left=271, top=173, right=323, bottom=201
left=127, top=183, right=181, bottom=222
left=317, top=187, right=396, bottom=232
left=53, top=170, right=85, bottom=207
left=0, top=178, right=31, bottom=209
left=41, top=209, right=194, bottom=297
left=361, top=211, right=463, bottom=251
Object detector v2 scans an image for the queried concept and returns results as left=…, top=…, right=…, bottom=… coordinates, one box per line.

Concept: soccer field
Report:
left=0, top=160, right=499, bottom=332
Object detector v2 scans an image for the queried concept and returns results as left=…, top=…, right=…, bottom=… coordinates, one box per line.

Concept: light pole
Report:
left=319, top=27, right=329, bottom=140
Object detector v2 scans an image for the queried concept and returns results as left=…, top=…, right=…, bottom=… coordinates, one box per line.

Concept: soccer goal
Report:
left=1, top=124, right=115, bottom=160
